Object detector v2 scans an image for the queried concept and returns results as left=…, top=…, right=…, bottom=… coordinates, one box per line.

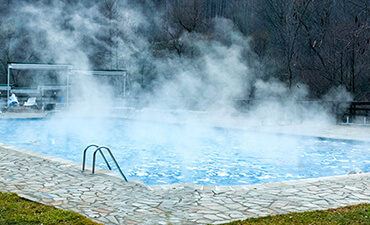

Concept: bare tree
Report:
left=296, top=0, right=369, bottom=98
left=169, top=0, right=206, bottom=33
left=99, top=0, right=121, bottom=69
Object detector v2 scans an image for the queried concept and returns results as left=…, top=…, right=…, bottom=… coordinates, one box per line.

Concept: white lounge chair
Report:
left=24, top=97, right=37, bottom=107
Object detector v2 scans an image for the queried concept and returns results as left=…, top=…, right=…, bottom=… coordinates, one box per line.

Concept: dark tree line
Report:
left=0, top=0, right=369, bottom=100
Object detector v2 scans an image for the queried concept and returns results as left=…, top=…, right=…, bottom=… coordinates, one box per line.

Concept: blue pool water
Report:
left=0, top=118, right=369, bottom=185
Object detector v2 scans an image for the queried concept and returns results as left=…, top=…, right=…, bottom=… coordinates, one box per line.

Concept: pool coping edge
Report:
left=1, top=142, right=369, bottom=193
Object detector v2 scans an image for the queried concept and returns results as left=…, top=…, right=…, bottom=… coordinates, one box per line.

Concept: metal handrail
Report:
left=92, top=146, right=128, bottom=182
left=82, top=144, right=112, bottom=172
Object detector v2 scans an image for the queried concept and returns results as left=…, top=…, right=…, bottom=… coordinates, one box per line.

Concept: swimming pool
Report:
left=0, top=118, right=369, bottom=185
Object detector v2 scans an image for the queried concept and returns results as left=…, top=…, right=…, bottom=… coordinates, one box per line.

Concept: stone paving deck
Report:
left=0, top=142, right=369, bottom=225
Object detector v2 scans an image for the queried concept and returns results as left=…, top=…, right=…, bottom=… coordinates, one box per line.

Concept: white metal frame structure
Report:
left=72, top=70, right=128, bottom=97
left=7, top=63, right=73, bottom=106
left=6, top=63, right=128, bottom=106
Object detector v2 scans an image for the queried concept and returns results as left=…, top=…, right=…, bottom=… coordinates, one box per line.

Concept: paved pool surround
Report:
left=0, top=142, right=369, bottom=225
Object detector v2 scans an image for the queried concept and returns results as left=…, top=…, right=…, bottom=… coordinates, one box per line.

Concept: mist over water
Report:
left=6, top=1, right=348, bottom=121
left=1, top=118, right=369, bottom=185
left=1, top=1, right=360, bottom=184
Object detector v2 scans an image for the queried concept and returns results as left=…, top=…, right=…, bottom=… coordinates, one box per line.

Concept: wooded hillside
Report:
left=0, top=0, right=369, bottom=101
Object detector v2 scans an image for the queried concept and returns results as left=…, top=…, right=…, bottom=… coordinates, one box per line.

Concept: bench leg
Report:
left=364, top=117, right=367, bottom=125
left=346, top=116, right=350, bottom=124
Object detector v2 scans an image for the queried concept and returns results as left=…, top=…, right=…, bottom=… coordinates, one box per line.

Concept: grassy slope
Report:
left=0, top=192, right=101, bottom=225
left=226, top=203, right=370, bottom=225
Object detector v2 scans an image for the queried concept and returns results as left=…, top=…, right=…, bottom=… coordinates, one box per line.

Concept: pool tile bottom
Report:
left=0, top=143, right=369, bottom=225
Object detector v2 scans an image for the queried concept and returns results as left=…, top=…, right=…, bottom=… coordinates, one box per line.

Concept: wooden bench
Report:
left=343, top=102, right=370, bottom=125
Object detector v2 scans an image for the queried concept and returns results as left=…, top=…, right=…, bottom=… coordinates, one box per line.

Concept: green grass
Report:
left=1, top=191, right=369, bottom=225
left=0, top=192, right=101, bottom=225
left=225, top=203, right=370, bottom=225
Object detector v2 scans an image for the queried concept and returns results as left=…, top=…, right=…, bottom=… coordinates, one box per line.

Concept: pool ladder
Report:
left=82, top=144, right=128, bottom=182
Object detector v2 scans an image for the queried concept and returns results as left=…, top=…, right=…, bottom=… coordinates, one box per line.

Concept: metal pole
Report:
left=92, top=146, right=128, bottom=182
left=123, top=73, right=126, bottom=97
left=7, top=64, right=10, bottom=106
left=67, top=70, right=70, bottom=105
left=91, top=148, right=113, bottom=173
left=82, top=144, right=99, bottom=172
left=105, top=147, right=128, bottom=182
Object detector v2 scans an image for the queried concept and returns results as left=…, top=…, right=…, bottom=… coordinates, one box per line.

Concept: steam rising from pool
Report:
left=1, top=1, right=363, bottom=185
left=7, top=1, right=350, bottom=121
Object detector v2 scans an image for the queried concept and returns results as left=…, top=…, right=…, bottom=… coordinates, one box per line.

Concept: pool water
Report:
left=0, top=118, right=369, bottom=185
